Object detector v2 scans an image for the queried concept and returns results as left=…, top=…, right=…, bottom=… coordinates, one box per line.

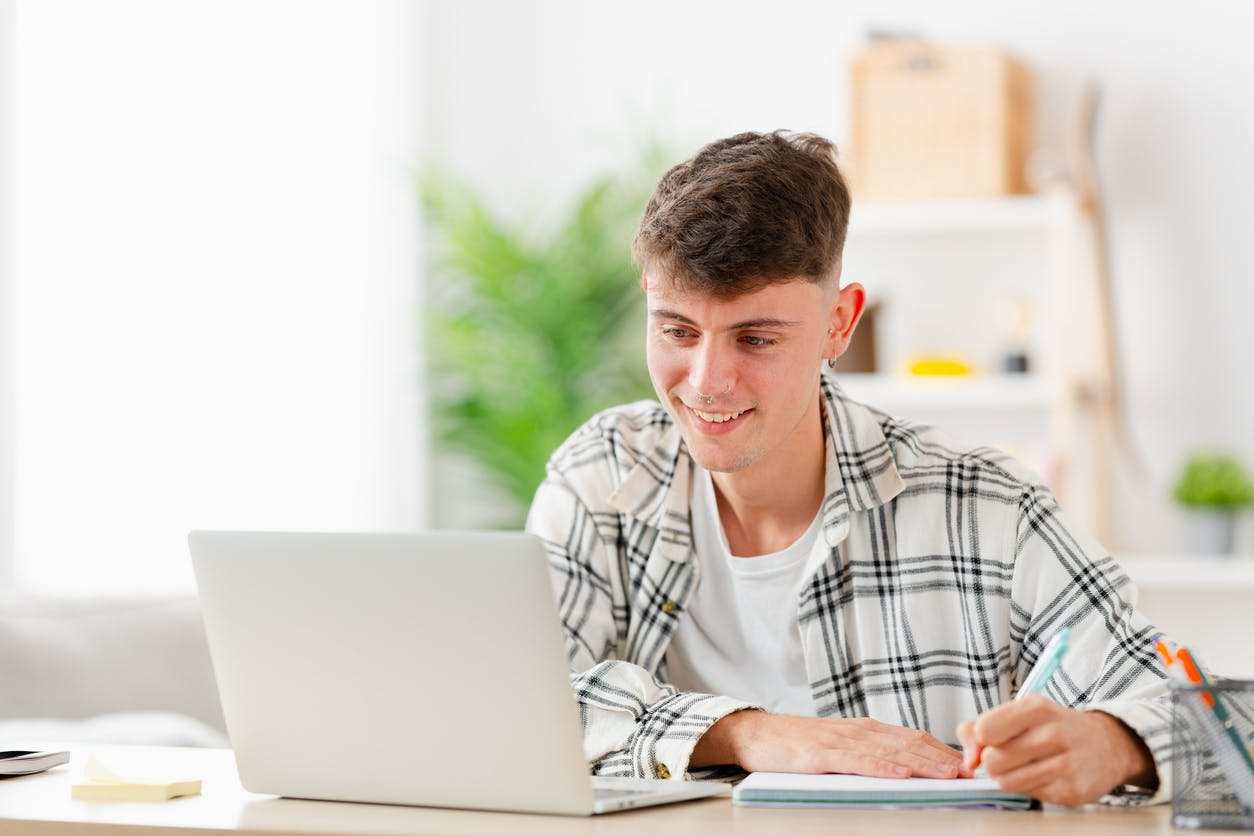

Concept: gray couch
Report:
left=0, top=595, right=229, bottom=747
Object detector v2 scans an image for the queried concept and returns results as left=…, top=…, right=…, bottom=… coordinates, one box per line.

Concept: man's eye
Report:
left=741, top=335, right=777, bottom=347
left=662, top=327, right=694, bottom=339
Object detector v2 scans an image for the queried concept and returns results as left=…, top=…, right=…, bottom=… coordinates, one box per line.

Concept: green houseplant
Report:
left=1173, top=453, right=1252, bottom=555
left=422, top=166, right=661, bottom=527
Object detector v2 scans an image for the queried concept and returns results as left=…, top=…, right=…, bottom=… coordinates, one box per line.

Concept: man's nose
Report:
left=688, top=339, right=735, bottom=399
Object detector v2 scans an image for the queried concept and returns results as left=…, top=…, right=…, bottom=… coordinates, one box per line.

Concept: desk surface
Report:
left=0, top=745, right=1174, bottom=836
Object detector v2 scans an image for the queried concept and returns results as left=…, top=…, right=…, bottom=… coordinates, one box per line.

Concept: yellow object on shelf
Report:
left=907, top=356, right=973, bottom=376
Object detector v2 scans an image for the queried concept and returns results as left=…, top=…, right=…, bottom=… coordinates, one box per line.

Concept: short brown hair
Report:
left=632, top=131, right=851, bottom=298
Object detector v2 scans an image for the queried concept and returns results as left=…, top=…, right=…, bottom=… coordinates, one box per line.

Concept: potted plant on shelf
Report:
left=1172, top=453, right=1252, bottom=556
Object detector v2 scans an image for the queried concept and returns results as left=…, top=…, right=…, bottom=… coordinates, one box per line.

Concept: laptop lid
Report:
left=189, top=530, right=598, bottom=815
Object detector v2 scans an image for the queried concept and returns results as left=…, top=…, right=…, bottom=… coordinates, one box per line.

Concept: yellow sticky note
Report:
left=71, top=779, right=201, bottom=802
left=70, top=754, right=201, bottom=802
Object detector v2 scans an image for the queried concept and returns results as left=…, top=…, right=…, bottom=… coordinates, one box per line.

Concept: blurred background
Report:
left=1, top=0, right=1251, bottom=745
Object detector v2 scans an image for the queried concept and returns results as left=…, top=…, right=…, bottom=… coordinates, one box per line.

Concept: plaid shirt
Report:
left=526, top=372, right=1182, bottom=804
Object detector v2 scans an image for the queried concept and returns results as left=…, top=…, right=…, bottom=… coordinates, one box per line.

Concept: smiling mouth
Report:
left=684, top=404, right=753, bottom=424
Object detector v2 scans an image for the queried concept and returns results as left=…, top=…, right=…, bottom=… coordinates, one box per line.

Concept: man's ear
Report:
left=826, top=281, right=866, bottom=361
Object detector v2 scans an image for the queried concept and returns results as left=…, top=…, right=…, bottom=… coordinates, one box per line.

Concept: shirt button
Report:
left=655, top=763, right=671, bottom=779
left=661, top=600, right=677, bottom=615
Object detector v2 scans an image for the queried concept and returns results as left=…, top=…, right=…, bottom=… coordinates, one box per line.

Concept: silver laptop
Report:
left=188, top=530, right=729, bottom=815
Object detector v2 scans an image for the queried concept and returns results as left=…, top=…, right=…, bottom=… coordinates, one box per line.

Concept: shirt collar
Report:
left=608, top=374, right=906, bottom=562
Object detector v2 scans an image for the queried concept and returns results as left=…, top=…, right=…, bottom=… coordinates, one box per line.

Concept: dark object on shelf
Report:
left=1002, top=351, right=1030, bottom=374
left=838, top=302, right=880, bottom=373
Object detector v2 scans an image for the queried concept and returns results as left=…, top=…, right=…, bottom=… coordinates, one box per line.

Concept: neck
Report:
left=709, top=388, right=826, bottom=556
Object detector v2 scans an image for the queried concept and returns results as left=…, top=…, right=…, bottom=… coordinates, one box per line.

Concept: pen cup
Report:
left=1170, top=679, right=1254, bottom=830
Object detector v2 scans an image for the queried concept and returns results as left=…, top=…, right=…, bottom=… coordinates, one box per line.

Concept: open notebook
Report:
left=732, top=772, right=1036, bottom=810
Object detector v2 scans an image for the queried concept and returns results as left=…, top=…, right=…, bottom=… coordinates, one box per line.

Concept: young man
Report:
left=526, top=131, right=1173, bottom=806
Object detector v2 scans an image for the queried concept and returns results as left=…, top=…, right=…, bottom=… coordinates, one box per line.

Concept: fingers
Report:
left=829, top=719, right=964, bottom=778
left=881, top=722, right=966, bottom=762
left=817, top=748, right=911, bottom=779
left=977, top=709, right=1127, bottom=806
left=980, top=723, right=1067, bottom=776
left=866, top=727, right=962, bottom=778
left=861, top=736, right=959, bottom=778
left=956, top=719, right=981, bottom=771
left=992, top=751, right=1069, bottom=796
left=972, top=695, right=1058, bottom=748
left=956, top=719, right=975, bottom=750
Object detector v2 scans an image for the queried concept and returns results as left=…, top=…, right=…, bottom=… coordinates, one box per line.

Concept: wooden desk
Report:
left=0, top=745, right=1173, bottom=835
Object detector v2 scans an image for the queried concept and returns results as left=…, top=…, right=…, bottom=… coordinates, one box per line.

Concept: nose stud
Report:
left=694, top=383, right=731, bottom=405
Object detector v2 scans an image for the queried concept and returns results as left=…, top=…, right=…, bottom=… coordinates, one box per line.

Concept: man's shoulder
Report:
left=543, top=399, right=679, bottom=503
left=848, top=393, right=1049, bottom=501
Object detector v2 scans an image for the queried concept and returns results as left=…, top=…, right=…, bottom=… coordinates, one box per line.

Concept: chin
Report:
left=686, top=440, right=761, bottom=474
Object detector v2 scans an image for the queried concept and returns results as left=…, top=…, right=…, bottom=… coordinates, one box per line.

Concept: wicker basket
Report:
left=849, top=41, right=1033, bottom=200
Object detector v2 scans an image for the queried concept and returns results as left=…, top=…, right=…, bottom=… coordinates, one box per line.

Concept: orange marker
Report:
left=1156, top=639, right=1213, bottom=708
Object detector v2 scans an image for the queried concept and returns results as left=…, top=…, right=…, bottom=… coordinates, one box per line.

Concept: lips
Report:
left=689, top=407, right=747, bottom=423
left=683, top=403, right=753, bottom=434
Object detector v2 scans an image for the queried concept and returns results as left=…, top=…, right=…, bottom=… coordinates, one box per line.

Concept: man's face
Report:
left=644, top=277, right=837, bottom=474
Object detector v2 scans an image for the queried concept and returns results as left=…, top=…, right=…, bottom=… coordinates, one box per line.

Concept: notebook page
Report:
left=739, top=772, right=1007, bottom=794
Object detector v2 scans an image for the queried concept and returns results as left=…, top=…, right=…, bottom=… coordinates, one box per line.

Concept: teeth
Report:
left=693, top=408, right=744, bottom=423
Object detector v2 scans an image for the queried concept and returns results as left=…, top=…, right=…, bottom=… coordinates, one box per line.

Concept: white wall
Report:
left=12, top=0, right=427, bottom=594
left=421, top=0, right=1254, bottom=553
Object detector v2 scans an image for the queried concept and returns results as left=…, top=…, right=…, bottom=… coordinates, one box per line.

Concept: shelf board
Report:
left=835, top=373, right=1052, bottom=413
left=1117, top=554, right=1254, bottom=590
left=847, top=194, right=1062, bottom=236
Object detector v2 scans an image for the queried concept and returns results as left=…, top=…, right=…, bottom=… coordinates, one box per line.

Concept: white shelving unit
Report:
left=1120, top=554, right=1254, bottom=676
left=836, top=200, right=1245, bottom=669
left=836, top=188, right=1103, bottom=532
left=849, top=194, right=1059, bottom=235
left=837, top=373, right=1052, bottom=414
left=1119, top=554, right=1254, bottom=591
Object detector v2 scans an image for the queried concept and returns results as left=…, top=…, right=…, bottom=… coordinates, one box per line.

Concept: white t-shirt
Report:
left=664, top=463, right=822, bottom=716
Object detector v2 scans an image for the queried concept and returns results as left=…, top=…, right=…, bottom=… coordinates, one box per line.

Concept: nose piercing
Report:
left=695, top=383, right=730, bottom=405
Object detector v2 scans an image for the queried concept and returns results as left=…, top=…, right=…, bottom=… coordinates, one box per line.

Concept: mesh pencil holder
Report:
left=1171, top=679, right=1254, bottom=830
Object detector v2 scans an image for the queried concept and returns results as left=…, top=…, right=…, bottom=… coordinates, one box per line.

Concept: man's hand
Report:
left=956, top=696, right=1158, bottom=805
left=691, top=710, right=971, bottom=779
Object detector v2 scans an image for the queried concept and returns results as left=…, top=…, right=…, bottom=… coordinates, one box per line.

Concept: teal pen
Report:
left=1016, top=628, right=1071, bottom=699
left=970, top=628, right=1071, bottom=772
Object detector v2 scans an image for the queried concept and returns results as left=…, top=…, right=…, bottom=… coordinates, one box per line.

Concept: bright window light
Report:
left=12, top=0, right=426, bottom=595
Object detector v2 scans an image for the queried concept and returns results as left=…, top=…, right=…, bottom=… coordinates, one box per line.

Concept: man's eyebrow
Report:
left=728, top=317, right=803, bottom=330
left=648, top=309, right=802, bottom=330
left=648, top=308, right=699, bottom=325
